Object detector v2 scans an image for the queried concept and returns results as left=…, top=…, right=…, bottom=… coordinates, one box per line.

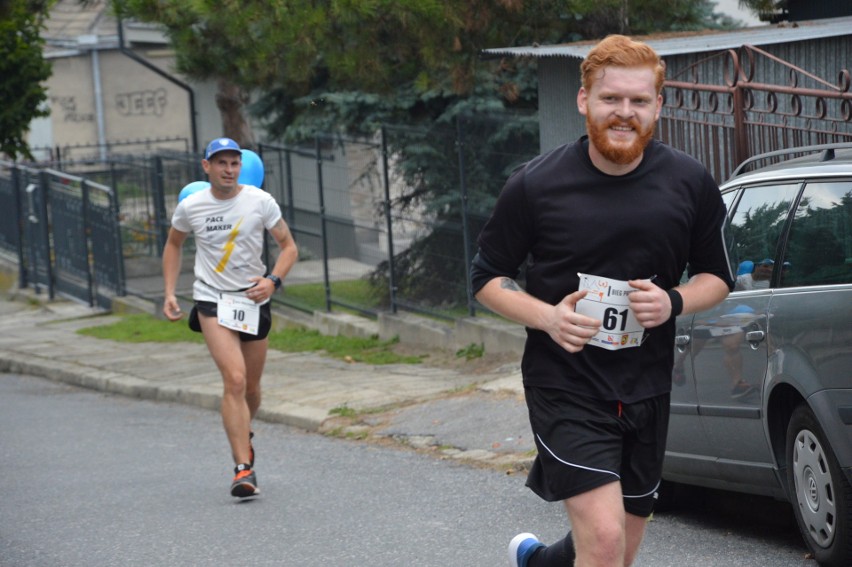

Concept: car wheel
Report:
left=786, top=404, right=852, bottom=567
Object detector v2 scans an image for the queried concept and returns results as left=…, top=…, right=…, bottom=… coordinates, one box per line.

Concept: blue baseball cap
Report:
left=736, top=260, right=754, bottom=275
left=204, top=137, right=241, bottom=160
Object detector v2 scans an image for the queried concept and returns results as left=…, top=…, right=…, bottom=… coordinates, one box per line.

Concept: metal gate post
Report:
left=152, top=156, right=169, bottom=255
left=456, top=117, right=475, bottom=317
left=11, top=165, right=27, bottom=288
left=36, top=170, right=54, bottom=299
left=380, top=125, right=398, bottom=314
left=315, top=135, right=332, bottom=313
left=729, top=50, right=750, bottom=167
left=80, top=179, right=95, bottom=306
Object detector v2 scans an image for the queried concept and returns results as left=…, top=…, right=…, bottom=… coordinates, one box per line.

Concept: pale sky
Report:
left=714, top=0, right=764, bottom=26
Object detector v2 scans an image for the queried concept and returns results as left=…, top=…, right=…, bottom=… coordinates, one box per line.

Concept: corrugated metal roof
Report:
left=42, top=0, right=119, bottom=55
left=43, top=0, right=115, bottom=42
left=482, top=16, right=852, bottom=59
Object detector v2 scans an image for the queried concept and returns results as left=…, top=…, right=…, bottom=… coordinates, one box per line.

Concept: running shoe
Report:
left=230, top=463, right=259, bottom=498
left=508, top=533, right=545, bottom=567
left=730, top=381, right=756, bottom=399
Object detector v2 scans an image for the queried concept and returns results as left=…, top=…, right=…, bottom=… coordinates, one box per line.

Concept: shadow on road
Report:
left=656, top=483, right=806, bottom=552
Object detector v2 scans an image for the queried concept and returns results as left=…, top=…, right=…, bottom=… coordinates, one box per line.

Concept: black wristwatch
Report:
left=266, top=274, right=282, bottom=290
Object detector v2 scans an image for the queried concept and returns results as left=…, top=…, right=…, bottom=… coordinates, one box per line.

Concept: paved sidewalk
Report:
left=0, top=289, right=536, bottom=470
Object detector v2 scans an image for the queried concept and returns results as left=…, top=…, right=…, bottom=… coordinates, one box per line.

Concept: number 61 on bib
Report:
left=575, top=273, right=647, bottom=351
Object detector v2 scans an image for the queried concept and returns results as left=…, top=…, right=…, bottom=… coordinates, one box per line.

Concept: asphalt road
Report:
left=0, top=373, right=814, bottom=567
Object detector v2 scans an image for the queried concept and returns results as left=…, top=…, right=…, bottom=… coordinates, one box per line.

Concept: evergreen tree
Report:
left=0, top=0, right=54, bottom=160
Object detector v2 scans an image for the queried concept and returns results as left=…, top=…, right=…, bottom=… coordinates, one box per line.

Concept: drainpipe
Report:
left=117, top=17, right=199, bottom=154
left=91, top=48, right=107, bottom=161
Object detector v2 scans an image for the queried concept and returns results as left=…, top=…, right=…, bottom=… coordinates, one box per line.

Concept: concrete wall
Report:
left=33, top=45, right=259, bottom=159
left=36, top=48, right=197, bottom=157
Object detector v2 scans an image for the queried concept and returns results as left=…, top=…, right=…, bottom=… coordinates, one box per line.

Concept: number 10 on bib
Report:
left=575, top=273, right=645, bottom=351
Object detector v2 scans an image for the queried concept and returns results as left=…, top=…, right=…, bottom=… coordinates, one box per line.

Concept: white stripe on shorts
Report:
left=623, top=480, right=660, bottom=499
left=536, top=433, right=621, bottom=480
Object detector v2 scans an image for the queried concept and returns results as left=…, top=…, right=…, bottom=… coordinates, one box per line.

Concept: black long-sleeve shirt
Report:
left=473, top=136, right=734, bottom=403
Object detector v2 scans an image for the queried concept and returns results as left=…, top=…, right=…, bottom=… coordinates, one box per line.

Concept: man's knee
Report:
left=221, top=372, right=248, bottom=397
left=576, top=525, right=624, bottom=566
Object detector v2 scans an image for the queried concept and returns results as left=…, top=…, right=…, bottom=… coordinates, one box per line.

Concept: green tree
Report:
left=117, top=0, right=739, bottom=311
left=0, top=0, right=54, bottom=160
left=116, top=1, right=551, bottom=144
left=116, top=0, right=735, bottom=143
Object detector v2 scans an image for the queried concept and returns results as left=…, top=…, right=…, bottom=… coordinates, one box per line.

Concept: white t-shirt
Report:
left=735, top=273, right=770, bottom=290
left=171, top=185, right=282, bottom=303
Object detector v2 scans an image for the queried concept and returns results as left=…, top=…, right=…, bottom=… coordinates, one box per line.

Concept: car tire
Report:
left=785, top=404, right=852, bottom=567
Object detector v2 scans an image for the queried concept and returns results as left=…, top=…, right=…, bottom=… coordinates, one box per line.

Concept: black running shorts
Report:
left=524, top=387, right=670, bottom=517
left=188, top=300, right=272, bottom=342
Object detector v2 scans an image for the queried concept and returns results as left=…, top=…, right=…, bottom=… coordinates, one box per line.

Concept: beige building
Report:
left=30, top=0, right=232, bottom=161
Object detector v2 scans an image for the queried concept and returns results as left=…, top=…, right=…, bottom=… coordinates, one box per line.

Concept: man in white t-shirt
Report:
left=751, top=258, right=773, bottom=289
left=162, top=137, right=298, bottom=498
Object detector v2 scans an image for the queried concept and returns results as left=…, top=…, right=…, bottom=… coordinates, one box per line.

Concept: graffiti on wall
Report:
left=115, top=88, right=168, bottom=117
left=52, top=96, right=95, bottom=123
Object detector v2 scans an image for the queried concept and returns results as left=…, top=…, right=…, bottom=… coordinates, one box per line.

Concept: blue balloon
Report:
left=729, top=303, right=755, bottom=315
left=238, top=149, right=264, bottom=187
left=178, top=181, right=210, bottom=203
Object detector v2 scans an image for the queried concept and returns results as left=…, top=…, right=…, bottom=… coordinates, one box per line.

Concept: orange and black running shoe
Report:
left=230, top=463, right=259, bottom=498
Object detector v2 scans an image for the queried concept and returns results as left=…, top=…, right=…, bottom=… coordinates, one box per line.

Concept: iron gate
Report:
left=0, top=162, right=125, bottom=307
left=660, top=44, right=852, bottom=183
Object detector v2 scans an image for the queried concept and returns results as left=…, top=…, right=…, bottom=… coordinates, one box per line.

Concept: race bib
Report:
left=217, top=292, right=260, bottom=335
left=575, top=273, right=646, bottom=351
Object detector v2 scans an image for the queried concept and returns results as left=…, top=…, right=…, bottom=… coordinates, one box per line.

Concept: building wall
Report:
left=32, top=42, right=251, bottom=161
left=98, top=50, right=190, bottom=143
left=46, top=54, right=99, bottom=147
left=538, top=57, right=585, bottom=152
left=37, top=48, right=196, bottom=158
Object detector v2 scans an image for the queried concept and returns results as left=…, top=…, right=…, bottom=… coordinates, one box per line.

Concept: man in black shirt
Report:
left=472, top=35, right=734, bottom=567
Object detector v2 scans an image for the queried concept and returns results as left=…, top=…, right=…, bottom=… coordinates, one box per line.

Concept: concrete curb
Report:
left=0, top=349, right=332, bottom=432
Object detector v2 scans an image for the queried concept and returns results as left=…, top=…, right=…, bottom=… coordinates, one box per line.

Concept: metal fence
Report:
left=28, top=136, right=191, bottom=165
left=0, top=162, right=125, bottom=307
left=258, top=113, right=540, bottom=320
left=1, top=114, right=540, bottom=318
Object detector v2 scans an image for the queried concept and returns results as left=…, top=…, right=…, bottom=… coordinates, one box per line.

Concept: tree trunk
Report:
left=215, top=79, right=255, bottom=148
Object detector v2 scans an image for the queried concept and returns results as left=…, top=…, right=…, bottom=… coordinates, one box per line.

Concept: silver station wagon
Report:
left=663, top=143, right=852, bottom=567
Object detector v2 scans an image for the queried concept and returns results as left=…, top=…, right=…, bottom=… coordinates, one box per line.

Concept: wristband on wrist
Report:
left=667, top=289, right=683, bottom=318
left=266, top=274, right=282, bottom=290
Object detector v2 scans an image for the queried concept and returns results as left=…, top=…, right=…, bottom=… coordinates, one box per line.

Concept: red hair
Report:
left=581, top=35, right=666, bottom=94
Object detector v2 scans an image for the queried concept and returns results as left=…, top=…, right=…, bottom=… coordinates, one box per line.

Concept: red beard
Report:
left=587, top=115, right=655, bottom=165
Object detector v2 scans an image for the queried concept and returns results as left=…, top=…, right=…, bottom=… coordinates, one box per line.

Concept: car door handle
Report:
left=675, top=334, right=691, bottom=348
left=745, top=330, right=765, bottom=344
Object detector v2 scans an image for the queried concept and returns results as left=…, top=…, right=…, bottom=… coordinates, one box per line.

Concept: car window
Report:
left=721, top=189, right=739, bottom=215
left=727, top=183, right=801, bottom=291
left=780, top=181, right=852, bottom=287
left=678, top=188, right=741, bottom=286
